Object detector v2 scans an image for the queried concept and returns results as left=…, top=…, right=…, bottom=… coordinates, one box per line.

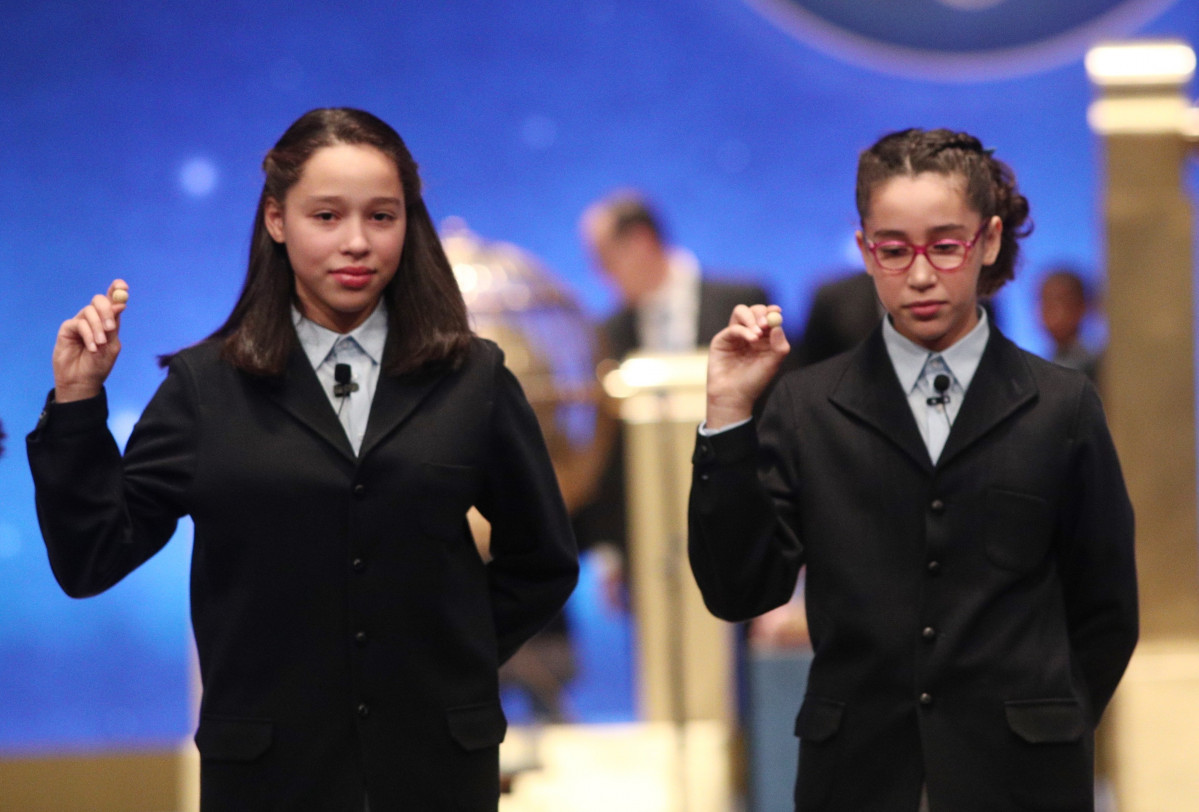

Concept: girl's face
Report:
left=265, top=143, right=406, bottom=334
left=857, top=172, right=1001, bottom=352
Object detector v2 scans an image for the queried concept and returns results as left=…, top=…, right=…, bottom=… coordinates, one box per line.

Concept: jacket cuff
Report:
left=31, top=388, right=109, bottom=438
left=693, top=420, right=757, bottom=467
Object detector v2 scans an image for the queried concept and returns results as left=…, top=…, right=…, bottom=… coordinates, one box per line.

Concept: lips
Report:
left=331, top=267, right=374, bottom=290
left=906, top=300, right=944, bottom=319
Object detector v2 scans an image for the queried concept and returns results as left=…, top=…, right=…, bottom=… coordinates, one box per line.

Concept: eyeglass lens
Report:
left=874, top=240, right=969, bottom=271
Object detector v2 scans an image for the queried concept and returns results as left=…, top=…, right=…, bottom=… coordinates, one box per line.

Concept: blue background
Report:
left=2, top=0, right=1197, bottom=752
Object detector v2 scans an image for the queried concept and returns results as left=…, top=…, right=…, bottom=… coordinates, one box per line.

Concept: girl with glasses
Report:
left=690, top=128, right=1137, bottom=811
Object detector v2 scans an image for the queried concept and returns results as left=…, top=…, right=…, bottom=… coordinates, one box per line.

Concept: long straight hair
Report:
left=173, top=108, right=471, bottom=376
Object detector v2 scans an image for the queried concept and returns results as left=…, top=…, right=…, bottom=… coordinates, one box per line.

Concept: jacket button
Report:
left=930, top=499, right=945, bottom=514
left=352, top=558, right=366, bottom=573
left=357, top=702, right=370, bottom=718
left=919, top=692, right=933, bottom=706
left=354, top=630, right=368, bottom=646
left=353, top=484, right=367, bottom=497
left=926, top=559, right=941, bottom=575
left=922, top=626, right=937, bottom=641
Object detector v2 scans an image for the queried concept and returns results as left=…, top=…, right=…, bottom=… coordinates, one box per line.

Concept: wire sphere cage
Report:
left=441, top=217, right=601, bottom=459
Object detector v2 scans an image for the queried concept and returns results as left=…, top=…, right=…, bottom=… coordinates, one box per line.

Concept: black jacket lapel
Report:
left=696, top=281, right=726, bottom=345
left=937, top=329, right=1037, bottom=468
left=266, top=349, right=357, bottom=462
left=829, top=329, right=933, bottom=473
left=358, top=368, right=446, bottom=459
left=604, top=308, right=638, bottom=360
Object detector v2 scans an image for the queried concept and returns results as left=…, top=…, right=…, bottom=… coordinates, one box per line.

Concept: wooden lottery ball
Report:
left=111, top=289, right=129, bottom=304
left=765, top=311, right=783, bottom=328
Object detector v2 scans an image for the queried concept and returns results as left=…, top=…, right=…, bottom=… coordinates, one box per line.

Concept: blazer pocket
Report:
left=1004, top=699, right=1085, bottom=744
left=984, top=488, right=1053, bottom=572
left=447, top=700, right=508, bottom=751
left=794, top=695, right=845, bottom=743
left=1004, top=699, right=1092, bottom=808
left=794, top=695, right=845, bottom=809
left=194, top=715, right=273, bottom=762
left=418, top=463, right=484, bottom=539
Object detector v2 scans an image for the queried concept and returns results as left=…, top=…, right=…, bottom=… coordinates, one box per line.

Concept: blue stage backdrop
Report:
left=1, top=0, right=1196, bottom=752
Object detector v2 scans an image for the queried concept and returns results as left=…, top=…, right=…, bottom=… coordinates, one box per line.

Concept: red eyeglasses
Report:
left=865, top=222, right=988, bottom=273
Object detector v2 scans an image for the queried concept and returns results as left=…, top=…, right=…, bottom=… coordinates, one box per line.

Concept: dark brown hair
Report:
left=599, top=193, right=668, bottom=244
left=171, top=107, right=471, bottom=376
left=1041, top=267, right=1090, bottom=304
left=856, top=128, right=1032, bottom=296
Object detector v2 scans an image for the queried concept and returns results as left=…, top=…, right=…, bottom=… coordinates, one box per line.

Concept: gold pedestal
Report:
left=0, top=748, right=191, bottom=812
left=606, top=352, right=734, bottom=811
left=607, top=352, right=734, bottom=725
left=1110, top=641, right=1199, bottom=809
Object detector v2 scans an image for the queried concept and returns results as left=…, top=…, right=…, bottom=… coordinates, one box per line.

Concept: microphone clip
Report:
left=333, top=363, right=359, bottom=399
left=925, top=373, right=951, bottom=407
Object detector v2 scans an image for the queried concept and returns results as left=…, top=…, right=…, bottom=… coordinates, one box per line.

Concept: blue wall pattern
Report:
left=1, top=0, right=1196, bottom=752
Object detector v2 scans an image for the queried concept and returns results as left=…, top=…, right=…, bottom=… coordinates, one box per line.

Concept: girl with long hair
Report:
left=29, top=107, right=577, bottom=811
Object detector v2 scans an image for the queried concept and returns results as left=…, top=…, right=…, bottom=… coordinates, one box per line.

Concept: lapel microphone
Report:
left=333, top=363, right=359, bottom=398
left=926, top=374, right=951, bottom=407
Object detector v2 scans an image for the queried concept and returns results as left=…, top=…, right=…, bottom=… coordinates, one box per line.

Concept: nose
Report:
left=906, top=254, right=938, bottom=289
left=341, top=217, right=370, bottom=257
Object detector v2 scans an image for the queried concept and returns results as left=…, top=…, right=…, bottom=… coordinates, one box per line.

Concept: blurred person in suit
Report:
left=793, top=271, right=883, bottom=368
left=574, top=190, right=769, bottom=604
left=1038, top=267, right=1102, bottom=385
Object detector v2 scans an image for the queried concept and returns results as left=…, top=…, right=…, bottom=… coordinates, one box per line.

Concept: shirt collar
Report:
left=882, top=307, right=990, bottom=394
left=292, top=301, right=389, bottom=370
left=642, top=247, right=700, bottom=309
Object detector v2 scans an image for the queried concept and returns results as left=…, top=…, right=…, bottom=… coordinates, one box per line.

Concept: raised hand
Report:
left=53, top=280, right=129, bottom=403
left=706, top=303, right=790, bottom=429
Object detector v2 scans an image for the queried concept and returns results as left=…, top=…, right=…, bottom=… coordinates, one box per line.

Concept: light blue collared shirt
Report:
left=699, top=309, right=990, bottom=451
left=882, top=308, right=990, bottom=460
left=292, top=303, right=388, bottom=455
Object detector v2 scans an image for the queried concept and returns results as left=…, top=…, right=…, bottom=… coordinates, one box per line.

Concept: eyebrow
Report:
left=303, top=195, right=404, bottom=206
left=870, top=223, right=971, bottom=240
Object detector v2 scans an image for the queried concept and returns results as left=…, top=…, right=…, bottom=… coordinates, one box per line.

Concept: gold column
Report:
left=0, top=751, right=186, bottom=812
left=604, top=352, right=733, bottom=812
left=1087, top=39, right=1199, bottom=812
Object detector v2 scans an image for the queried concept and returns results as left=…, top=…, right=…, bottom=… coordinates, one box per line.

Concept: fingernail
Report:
left=105, top=320, right=116, bottom=330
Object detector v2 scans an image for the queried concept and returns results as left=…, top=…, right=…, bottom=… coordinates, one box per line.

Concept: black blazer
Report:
left=28, top=337, right=578, bottom=811
left=689, top=326, right=1137, bottom=811
left=795, top=272, right=882, bottom=366
left=573, top=278, right=768, bottom=552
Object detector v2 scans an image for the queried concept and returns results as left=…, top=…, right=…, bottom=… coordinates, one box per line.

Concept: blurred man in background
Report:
left=575, top=190, right=769, bottom=603
left=1038, top=267, right=1102, bottom=385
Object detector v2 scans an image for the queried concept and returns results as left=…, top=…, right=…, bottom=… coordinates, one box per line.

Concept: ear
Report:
left=980, top=215, right=1003, bottom=266
left=855, top=230, right=876, bottom=278
left=264, top=198, right=286, bottom=244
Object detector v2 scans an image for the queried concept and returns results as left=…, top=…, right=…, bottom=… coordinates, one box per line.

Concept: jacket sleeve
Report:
left=476, top=360, right=579, bottom=664
left=1058, top=382, right=1138, bottom=722
left=688, top=379, right=805, bottom=622
left=26, top=362, right=197, bottom=598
